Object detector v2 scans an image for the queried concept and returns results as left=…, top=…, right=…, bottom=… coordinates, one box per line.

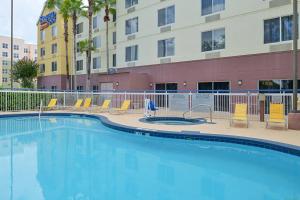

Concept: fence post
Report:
left=63, top=91, right=66, bottom=108
left=5, top=91, right=8, bottom=112
left=189, top=91, right=192, bottom=117
left=125, top=91, right=127, bottom=100
left=165, top=91, right=168, bottom=114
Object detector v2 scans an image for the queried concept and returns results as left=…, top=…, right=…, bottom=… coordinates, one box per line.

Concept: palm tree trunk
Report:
left=105, top=4, right=109, bottom=72
left=106, top=21, right=109, bottom=72
left=64, top=19, right=70, bottom=90
left=86, top=0, right=93, bottom=91
left=72, top=13, right=77, bottom=91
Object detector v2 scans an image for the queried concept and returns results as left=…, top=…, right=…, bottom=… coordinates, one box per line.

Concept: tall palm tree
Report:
left=83, top=0, right=102, bottom=90
left=69, top=0, right=83, bottom=90
left=46, top=0, right=72, bottom=90
left=97, top=0, right=116, bottom=72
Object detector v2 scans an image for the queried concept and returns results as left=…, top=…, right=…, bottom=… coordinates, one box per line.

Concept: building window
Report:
left=2, top=60, right=8, bottom=66
left=125, top=45, right=138, bottom=62
left=202, top=28, right=225, bottom=52
left=158, top=38, right=175, bottom=57
left=92, top=57, right=101, bottom=69
left=259, top=80, right=300, bottom=92
left=76, top=23, right=83, bottom=34
left=51, top=43, right=57, bottom=54
left=51, top=61, right=57, bottom=72
left=125, top=0, right=138, bottom=8
left=40, top=64, right=45, bottom=73
left=155, top=83, right=178, bottom=93
left=52, top=25, right=57, bottom=37
left=13, top=53, right=19, bottom=59
left=24, top=48, right=29, bottom=53
left=40, top=48, right=45, bottom=57
left=13, top=45, right=19, bottom=50
left=158, top=5, right=175, bottom=27
left=76, top=60, right=83, bottom=71
left=92, top=36, right=101, bottom=48
left=51, top=86, right=57, bottom=91
left=198, top=81, right=230, bottom=93
left=76, top=42, right=81, bottom=53
left=93, top=85, right=99, bottom=92
left=2, top=69, right=8, bottom=74
left=2, top=52, right=8, bottom=57
left=125, top=17, right=138, bottom=35
left=113, top=13, right=117, bottom=22
left=2, top=78, right=8, bottom=83
left=113, top=32, right=117, bottom=45
left=41, top=30, right=45, bottom=41
left=264, top=16, right=293, bottom=44
left=77, top=86, right=84, bottom=91
left=2, top=43, right=8, bottom=49
left=202, top=0, right=225, bottom=16
left=112, top=54, right=116, bottom=67
left=93, top=15, right=99, bottom=29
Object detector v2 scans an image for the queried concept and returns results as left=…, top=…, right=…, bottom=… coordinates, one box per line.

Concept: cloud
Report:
left=0, top=0, right=45, bottom=44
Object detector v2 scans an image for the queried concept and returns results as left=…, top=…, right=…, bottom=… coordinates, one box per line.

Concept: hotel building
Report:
left=37, top=5, right=73, bottom=90
left=37, top=0, right=300, bottom=92
left=0, top=36, right=37, bottom=88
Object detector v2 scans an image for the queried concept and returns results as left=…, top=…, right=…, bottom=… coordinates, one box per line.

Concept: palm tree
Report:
left=69, top=0, right=83, bottom=91
left=83, top=0, right=102, bottom=90
left=46, top=0, right=72, bottom=90
left=97, top=0, right=116, bottom=72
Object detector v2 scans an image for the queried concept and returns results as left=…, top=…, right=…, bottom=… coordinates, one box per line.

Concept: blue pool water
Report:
left=0, top=115, right=300, bottom=200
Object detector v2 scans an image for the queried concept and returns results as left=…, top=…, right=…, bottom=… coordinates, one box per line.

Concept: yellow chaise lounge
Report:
left=95, top=99, right=111, bottom=112
left=110, top=100, right=131, bottom=114
left=46, top=98, right=58, bottom=110
left=230, top=103, right=248, bottom=127
left=266, top=103, right=287, bottom=129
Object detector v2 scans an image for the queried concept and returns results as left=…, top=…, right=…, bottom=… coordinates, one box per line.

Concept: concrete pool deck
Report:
left=97, top=113, right=300, bottom=147
left=1, top=111, right=300, bottom=147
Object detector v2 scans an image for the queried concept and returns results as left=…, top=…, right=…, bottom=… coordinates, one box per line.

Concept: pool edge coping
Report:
left=1, top=112, right=300, bottom=157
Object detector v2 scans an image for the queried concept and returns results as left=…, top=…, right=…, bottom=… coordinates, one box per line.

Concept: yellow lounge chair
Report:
left=83, top=98, right=92, bottom=108
left=95, top=99, right=111, bottom=112
left=74, top=99, right=83, bottom=109
left=47, top=98, right=57, bottom=109
left=230, top=103, right=248, bottom=127
left=266, top=103, right=286, bottom=129
left=110, top=100, right=131, bottom=114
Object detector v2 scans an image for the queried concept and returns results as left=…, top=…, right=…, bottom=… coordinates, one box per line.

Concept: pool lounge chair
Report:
left=230, top=103, right=248, bottom=127
left=75, top=98, right=92, bottom=111
left=110, top=100, right=131, bottom=114
left=266, top=103, right=287, bottom=129
left=45, top=98, right=58, bottom=110
left=148, top=100, right=159, bottom=116
left=95, top=99, right=111, bottom=113
left=73, top=99, right=83, bottom=109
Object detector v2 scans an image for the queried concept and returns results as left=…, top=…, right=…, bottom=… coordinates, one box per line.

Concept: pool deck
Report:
left=1, top=111, right=300, bottom=147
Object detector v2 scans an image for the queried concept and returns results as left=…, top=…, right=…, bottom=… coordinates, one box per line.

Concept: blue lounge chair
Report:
left=148, top=100, right=158, bottom=116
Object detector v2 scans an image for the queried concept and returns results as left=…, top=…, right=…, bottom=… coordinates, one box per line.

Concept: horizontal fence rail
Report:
left=0, top=90, right=299, bottom=121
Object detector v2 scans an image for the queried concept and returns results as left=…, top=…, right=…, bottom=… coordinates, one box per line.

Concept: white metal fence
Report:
left=0, top=90, right=298, bottom=121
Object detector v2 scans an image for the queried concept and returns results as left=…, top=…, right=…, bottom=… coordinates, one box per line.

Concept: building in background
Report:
left=37, top=0, right=300, bottom=92
left=0, top=35, right=37, bottom=88
left=37, top=4, right=73, bottom=90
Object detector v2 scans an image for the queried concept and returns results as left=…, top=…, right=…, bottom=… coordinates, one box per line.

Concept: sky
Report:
left=0, top=0, right=46, bottom=44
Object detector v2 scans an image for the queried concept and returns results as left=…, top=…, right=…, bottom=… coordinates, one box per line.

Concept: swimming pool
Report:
left=0, top=114, right=299, bottom=200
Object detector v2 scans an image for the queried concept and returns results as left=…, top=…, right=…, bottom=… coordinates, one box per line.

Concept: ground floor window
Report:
left=259, top=80, right=300, bottom=93
left=198, top=81, right=230, bottom=93
left=155, top=83, right=178, bottom=92
left=93, top=85, right=99, bottom=92
left=77, top=86, right=84, bottom=91
left=51, top=86, right=57, bottom=91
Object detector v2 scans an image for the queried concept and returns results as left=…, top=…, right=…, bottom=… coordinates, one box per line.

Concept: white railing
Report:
left=0, top=90, right=298, bottom=121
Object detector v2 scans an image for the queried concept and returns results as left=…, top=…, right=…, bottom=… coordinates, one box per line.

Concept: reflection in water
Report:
left=0, top=116, right=300, bottom=200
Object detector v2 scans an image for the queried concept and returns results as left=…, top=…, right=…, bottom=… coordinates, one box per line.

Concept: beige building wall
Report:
left=115, top=0, right=298, bottom=68
left=0, top=35, right=37, bottom=88
left=76, top=10, right=116, bottom=75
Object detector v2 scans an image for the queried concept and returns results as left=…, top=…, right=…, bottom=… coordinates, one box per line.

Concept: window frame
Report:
left=125, top=45, right=138, bottom=62
left=125, top=17, right=139, bottom=35
left=201, top=28, right=225, bottom=52
left=51, top=61, right=57, bottom=72
left=125, top=0, right=138, bottom=8
left=157, top=38, right=175, bottom=58
left=201, top=0, right=225, bottom=16
left=158, top=5, right=175, bottom=27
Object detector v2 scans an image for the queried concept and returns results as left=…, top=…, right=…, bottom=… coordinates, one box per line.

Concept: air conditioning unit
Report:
left=108, top=68, right=118, bottom=74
